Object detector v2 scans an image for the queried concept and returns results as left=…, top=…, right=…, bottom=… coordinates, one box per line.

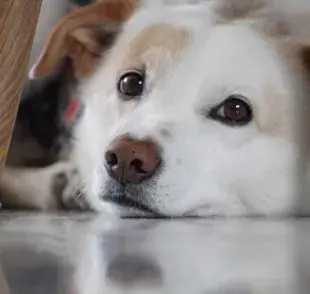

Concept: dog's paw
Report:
left=51, top=164, right=90, bottom=211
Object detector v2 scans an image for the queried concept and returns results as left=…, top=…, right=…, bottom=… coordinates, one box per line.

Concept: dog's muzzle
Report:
left=101, top=181, right=160, bottom=216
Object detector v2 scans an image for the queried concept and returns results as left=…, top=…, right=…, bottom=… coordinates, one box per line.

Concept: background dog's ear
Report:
left=29, top=0, right=140, bottom=79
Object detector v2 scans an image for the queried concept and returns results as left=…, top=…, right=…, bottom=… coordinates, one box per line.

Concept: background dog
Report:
left=0, top=0, right=94, bottom=209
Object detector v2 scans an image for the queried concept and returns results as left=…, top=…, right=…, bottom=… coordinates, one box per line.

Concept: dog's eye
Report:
left=209, top=95, right=252, bottom=126
left=117, top=70, right=144, bottom=100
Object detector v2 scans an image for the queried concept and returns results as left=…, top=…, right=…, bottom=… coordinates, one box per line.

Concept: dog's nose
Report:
left=104, top=137, right=161, bottom=184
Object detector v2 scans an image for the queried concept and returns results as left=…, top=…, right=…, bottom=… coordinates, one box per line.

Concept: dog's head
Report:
left=31, top=0, right=310, bottom=217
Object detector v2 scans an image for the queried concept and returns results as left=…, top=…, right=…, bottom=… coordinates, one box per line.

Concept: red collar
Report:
left=64, top=96, right=80, bottom=125
left=63, top=61, right=81, bottom=126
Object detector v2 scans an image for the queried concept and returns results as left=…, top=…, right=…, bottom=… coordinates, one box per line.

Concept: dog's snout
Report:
left=104, top=137, right=161, bottom=184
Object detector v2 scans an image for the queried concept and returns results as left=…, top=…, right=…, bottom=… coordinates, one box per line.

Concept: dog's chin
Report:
left=100, top=180, right=161, bottom=218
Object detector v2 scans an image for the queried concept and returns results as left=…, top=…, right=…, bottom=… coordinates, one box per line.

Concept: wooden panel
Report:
left=0, top=0, right=42, bottom=167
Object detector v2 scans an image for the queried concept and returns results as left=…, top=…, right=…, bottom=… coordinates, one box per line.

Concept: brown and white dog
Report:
left=2, top=0, right=310, bottom=217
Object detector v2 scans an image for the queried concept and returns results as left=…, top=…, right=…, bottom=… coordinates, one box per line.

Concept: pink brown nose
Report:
left=104, top=137, right=161, bottom=184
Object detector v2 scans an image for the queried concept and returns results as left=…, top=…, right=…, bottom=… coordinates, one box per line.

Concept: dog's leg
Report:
left=0, top=162, right=88, bottom=211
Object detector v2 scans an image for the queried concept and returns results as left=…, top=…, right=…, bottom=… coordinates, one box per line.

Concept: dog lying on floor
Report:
left=2, top=0, right=310, bottom=217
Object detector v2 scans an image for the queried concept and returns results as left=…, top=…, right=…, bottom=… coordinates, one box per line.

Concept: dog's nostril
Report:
left=130, top=158, right=148, bottom=174
left=105, top=151, right=118, bottom=167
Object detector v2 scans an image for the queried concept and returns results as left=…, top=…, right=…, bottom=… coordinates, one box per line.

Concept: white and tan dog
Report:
left=2, top=0, right=310, bottom=217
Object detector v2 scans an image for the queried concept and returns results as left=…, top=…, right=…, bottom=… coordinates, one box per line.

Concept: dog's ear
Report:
left=30, top=0, right=140, bottom=79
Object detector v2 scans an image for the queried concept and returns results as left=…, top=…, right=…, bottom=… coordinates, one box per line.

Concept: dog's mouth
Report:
left=104, top=194, right=155, bottom=215
left=102, top=182, right=160, bottom=217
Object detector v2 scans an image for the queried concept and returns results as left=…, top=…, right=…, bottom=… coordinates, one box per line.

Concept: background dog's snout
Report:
left=104, top=137, right=161, bottom=184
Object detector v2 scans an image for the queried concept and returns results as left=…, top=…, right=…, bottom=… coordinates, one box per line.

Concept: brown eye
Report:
left=209, top=95, right=252, bottom=126
left=117, top=71, right=144, bottom=100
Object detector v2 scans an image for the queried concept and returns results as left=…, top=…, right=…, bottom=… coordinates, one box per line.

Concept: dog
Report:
left=2, top=0, right=310, bottom=217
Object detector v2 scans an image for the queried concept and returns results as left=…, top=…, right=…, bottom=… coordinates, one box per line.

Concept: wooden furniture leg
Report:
left=0, top=0, right=42, bottom=168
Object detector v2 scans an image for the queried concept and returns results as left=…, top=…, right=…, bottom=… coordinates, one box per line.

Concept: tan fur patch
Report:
left=120, top=24, right=190, bottom=70
left=254, top=83, right=295, bottom=139
left=31, top=0, right=140, bottom=78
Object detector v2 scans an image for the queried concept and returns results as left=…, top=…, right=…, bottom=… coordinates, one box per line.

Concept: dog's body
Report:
left=3, top=0, right=310, bottom=217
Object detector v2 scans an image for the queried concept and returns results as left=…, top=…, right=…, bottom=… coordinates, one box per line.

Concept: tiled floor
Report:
left=0, top=213, right=309, bottom=293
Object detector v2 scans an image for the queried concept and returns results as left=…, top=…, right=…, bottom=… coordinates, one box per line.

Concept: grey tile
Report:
left=0, top=213, right=307, bottom=293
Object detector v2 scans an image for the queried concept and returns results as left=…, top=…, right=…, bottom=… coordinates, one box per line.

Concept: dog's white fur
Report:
left=69, top=0, right=310, bottom=217
left=3, top=0, right=310, bottom=217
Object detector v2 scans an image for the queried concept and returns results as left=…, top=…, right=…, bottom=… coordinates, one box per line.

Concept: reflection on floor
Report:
left=0, top=212, right=308, bottom=294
